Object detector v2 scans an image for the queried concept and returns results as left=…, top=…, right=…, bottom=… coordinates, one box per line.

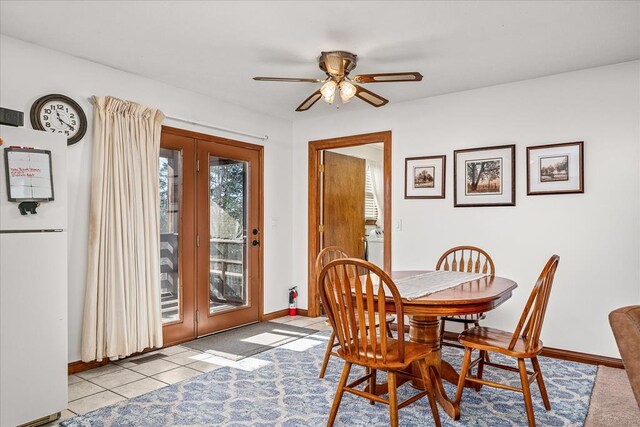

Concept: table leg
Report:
left=409, top=315, right=461, bottom=420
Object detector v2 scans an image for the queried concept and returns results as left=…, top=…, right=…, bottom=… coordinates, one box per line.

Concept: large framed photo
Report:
left=453, top=144, right=515, bottom=207
left=404, top=155, right=446, bottom=199
left=527, top=141, right=583, bottom=195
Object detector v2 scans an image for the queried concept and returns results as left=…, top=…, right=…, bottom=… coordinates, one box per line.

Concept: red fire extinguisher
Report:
left=288, top=286, right=298, bottom=316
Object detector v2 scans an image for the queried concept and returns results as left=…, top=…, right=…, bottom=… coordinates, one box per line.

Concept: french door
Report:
left=159, top=127, right=262, bottom=346
left=196, top=138, right=261, bottom=335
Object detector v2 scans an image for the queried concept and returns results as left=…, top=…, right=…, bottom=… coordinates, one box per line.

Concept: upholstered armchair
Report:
left=609, top=305, right=640, bottom=408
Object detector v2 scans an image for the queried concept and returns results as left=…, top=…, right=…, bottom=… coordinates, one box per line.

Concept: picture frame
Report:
left=527, top=141, right=584, bottom=195
left=453, top=144, right=515, bottom=207
left=404, top=155, right=446, bottom=199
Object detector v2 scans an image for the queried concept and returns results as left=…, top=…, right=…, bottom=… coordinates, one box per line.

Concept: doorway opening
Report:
left=307, top=131, right=392, bottom=317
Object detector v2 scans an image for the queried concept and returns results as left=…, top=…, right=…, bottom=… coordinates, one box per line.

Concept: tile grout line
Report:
left=70, top=364, right=176, bottom=403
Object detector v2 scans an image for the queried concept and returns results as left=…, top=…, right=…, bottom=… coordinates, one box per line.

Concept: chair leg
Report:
left=474, top=350, right=486, bottom=392
left=368, top=368, right=377, bottom=405
left=387, top=371, right=399, bottom=427
left=531, top=357, right=551, bottom=411
left=386, top=321, right=394, bottom=338
left=455, top=347, right=473, bottom=404
left=518, top=358, right=536, bottom=427
left=417, top=359, right=442, bottom=427
left=327, top=361, right=352, bottom=427
left=319, top=331, right=336, bottom=379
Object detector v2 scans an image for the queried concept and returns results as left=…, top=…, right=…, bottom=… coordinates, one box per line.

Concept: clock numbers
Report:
left=32, top=94, right=87, bottom=145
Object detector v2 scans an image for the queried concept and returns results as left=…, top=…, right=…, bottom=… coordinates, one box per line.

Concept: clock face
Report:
left=39, top=100, right=80, bottom=139
left=30, top=94, right=87, bottom=145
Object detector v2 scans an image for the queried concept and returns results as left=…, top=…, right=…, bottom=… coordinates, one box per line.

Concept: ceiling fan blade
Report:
left=296, top=89, right=323, bottom=112
left=352, top=72, right=423, bottom=83
left=354, top=84, right=389, bottom=108
left=253, top=77, right=324, bottom=83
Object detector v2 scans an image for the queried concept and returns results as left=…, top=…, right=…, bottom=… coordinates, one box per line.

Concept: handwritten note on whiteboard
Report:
left=4, top=148, right=54, bottom=201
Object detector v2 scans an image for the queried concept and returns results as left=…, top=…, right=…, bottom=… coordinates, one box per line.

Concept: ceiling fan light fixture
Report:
left=339, top=80, right=357, bottom=102
left=320, top=80, right=337, bottom=103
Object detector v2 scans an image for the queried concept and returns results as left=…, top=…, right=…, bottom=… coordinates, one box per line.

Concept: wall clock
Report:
left=30, top=94, right=87, bottom=145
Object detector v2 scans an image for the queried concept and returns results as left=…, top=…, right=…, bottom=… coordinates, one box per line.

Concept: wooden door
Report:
left=160, top=131, right=197, bottom=346
left=322, top=151, right=366, bottom=259
left=196, top=138, right=262, bottom=335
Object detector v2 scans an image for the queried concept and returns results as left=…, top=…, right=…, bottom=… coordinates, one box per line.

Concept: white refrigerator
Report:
left=0, top=126, right=68, bottom=426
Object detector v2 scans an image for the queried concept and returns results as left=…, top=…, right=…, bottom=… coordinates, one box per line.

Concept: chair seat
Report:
left=458, top=326, right=543, bottom=358
left=337, top=337, right=431, bottom=370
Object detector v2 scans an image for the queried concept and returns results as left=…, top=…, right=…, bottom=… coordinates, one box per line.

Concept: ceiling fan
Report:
left=253, top=51, right=423, bottom=112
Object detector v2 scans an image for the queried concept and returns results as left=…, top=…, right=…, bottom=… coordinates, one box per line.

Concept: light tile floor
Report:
left=44, top=316, right=329, bottom=426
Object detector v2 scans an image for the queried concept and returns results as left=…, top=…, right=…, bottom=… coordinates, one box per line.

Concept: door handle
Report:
left=252, top=239, right=260, bottom=247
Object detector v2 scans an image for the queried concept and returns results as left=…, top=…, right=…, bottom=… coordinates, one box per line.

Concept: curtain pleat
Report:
left=82, top=96, right=165, bottom=362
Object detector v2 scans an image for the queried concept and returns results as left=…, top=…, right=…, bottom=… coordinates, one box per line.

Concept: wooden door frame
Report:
left=161, top=126, right=265, bottom=340
left=308, top=130, right=392, bottom=317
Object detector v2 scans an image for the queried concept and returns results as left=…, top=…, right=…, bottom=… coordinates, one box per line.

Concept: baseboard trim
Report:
left=402, top=329, right=625, bottom=369
left=262, top=308, right=309, bottom=321
left=442, top=331, right=624, bottom=369
left=68, top=359, right=110, bottom=375
left=262, top=308, right=290, bottom=321
left=540, top=346, right=624, bottom=369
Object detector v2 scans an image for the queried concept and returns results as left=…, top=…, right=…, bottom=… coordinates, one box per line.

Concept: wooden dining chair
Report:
left=319, top=258, right=441, bottom=427
left=454, top=255, right=560, bottom=427
left=436, top=246, right=495, bottom=348
left=316, top=246, right=395, bottom=379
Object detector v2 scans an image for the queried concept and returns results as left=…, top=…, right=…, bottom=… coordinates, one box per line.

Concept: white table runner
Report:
left=391, top=271, right=488, bottom=300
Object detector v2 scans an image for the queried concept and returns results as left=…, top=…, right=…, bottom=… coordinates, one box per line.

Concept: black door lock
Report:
left=252, top=239, right=260, bottom=246
left=252, top=228, right=259, bottom=235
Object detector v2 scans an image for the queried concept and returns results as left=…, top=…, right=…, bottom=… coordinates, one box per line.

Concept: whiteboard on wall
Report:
left=3, top=148, right=55, bottom=201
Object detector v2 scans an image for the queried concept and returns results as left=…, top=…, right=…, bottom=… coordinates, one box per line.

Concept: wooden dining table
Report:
left=375, top=271, right=518, bottom=420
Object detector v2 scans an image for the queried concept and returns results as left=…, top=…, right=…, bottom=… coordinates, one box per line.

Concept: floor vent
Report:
left=131, top=353, right=168, bottom=364
left=18, top=412, right=59, bottom=427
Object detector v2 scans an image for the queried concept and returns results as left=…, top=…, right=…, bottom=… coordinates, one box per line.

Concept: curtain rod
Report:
left=87, top=97, right=268, bottom=141
left=165, top=115, right=269, bottom=141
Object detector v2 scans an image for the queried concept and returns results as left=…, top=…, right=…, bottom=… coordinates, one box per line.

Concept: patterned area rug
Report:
left=62, top=331, right=596, bottom=426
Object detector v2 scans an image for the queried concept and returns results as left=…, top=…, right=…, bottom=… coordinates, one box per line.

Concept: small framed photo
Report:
left=527, top=141, right=584, bottom=195
left=454, top=144, right=515, bottom=207
left=404, top=155, right=446, bottom=199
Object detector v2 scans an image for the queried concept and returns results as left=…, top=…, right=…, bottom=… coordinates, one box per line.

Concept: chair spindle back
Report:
left=315, top=246, right=350, bottom=274
left=436, top=246, right=495, bottom=275
left=319, top=258, right=405, bottom=365
left=509, top=255, right=560, bottom=353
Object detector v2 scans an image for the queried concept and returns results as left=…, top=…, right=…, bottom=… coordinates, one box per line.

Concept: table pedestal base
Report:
left=408, top=315, right=461, bottom=420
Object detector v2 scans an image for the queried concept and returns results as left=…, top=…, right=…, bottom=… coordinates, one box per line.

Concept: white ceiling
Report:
left=1, top=1, right=638, bottom=121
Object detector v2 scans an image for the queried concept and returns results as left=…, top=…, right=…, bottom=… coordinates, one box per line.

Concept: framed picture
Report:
left=453, top=144, right=515, bottom=207
left=404, top=155, right=446, bottom=199
left=527, top=141, right=584, bottom=195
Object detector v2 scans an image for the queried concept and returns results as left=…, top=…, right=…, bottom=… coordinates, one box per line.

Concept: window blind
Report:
left=365, top=169, right=378, bottom=221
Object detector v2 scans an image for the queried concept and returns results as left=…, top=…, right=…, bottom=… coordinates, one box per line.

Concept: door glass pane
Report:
left=209, top=156, right=248, bottom=314
left=159, top=148, right=181, bottom=323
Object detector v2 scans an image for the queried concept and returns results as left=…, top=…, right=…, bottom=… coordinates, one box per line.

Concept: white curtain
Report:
left=82, top=96, right=165, bottom=362
left=367, top=160, right=384, bottom=228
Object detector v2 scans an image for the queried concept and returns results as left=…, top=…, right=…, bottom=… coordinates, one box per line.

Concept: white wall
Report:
left=0, top=35, right=294, bottom=362
left=292, top=61, right=640, bottom=358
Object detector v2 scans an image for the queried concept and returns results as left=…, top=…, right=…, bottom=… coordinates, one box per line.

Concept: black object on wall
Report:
left=0, top=107, right=24, bottom=127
